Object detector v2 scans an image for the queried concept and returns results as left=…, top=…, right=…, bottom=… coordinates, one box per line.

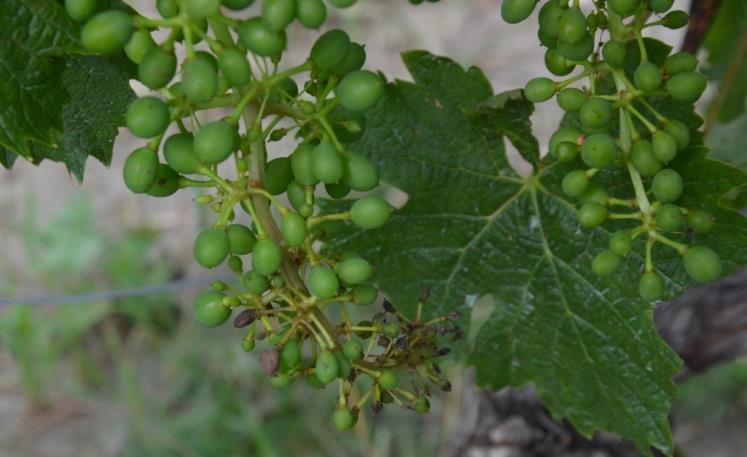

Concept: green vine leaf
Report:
left=326, top=51, right=747, bottom=455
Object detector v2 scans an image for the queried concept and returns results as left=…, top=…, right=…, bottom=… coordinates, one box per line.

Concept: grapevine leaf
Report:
left=327, top=51, right=747, bottom=455
left=708, top=113, right=747, bottom=169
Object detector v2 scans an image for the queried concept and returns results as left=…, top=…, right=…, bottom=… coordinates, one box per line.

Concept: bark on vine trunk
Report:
left=448, top=267, right=747, bottom=457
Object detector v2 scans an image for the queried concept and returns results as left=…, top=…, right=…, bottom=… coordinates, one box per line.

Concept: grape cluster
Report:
left=502, top=0, right=722, bottom=300
left=68, top=0, right=453, bottom=429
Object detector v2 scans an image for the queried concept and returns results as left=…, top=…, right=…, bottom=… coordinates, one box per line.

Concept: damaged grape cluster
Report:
left=67, top=0, right=457, bottom=430
left=502, top=0, right=721, bottom=300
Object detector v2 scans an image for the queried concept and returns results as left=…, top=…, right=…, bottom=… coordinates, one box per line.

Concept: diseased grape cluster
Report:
left=67, top=0, right=454, bottom=430
left=502, top=0, right=722, bottom=300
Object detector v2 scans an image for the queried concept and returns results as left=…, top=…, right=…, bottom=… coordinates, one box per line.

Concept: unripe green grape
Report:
left=185, top=0, right=219, bottom=18
left=262, top=0, right=296, bottom=31
left=592, top=250, right=621, bottom=276
left=558, top=8, right=587, bottom=44
left=666, top=72, right=706, bottom=103
left=579, top=98, right=612, bottom=129
left=81, top=10, right=133, bottom=55
left=662, top=10, right=690, bottom=29
left=663, top=120, right=690, bottom=151
left=325, top=182, right=350, bottom=199
left=182, top=58, right=218, bottom=103
left=412, top=397, right=431, bottom=413
left=639, top=272, right=664, bottom=301
left=556, top=88, right=586, bottom=112
left=281, top=212, right=308, bottom=247
left=227, top=255, right=243, bottom=273
left=650, top=0, right=674, bottom=12
left=524, top=77, right=556, bottom=103
left=663, top=52, right=698, bottom=75
left=296, top=0, right=326, bottom=28
left=578, top=184, right=608, bottom=205
left=239, top=17, right=287, bottom=56
left=333, top=42, right=366, bottom=78
left=328, top=0, right=356, bottom=7
left=378, top=370, right=399, bottom=390
left=194, top=120, right=239, bottom=165
left=252, top=239, right=282, bottom=275
left=687, top=209, right=715, bottom=234
left=146, top=164, right=179, bottom=197
left=311, top=143, right=344, bottom=184
left=218, top=48, right=252, bottom=87
left=311, top=29, right=351, bottom=71
left=581, top=133, right=618, bottom=169
left=280, top=338, right=301, bottom=370
left=291, top=144, right=319, bottom=186
left=139, top=47, right=177, bottom=89
left=609, top=230, right=632, bottom=256
left=634, top=62, right=662, bottom=93
left=126, top=96, right=170, bottom=138
left=157, top=0, right=179, bottom=17
left=352, top=284, right=377, bottom=305
left=544, top=49, right=575, bottom=76
left=554, top=141, right=579, bottom=162
left=335, top=352, right=352, bottom=378
left=652, top=130, right=678, bottom=163
left=193, top=291, right=230, bottom=327
left=265, top=157, right=293, bottom=195
left=537, top=28, right=555, bottom=47
left=123, top=148, right=159, bottom=193
left=124, top=29, right=156, bottom=64
left=65, top=0, right=98, bottom=22
left=342, top=152, right=379, bottom=191
left=332, top=408, right=356, bottom=431
left=308, top=266, right=340, bottom=299
left=336, top=70, right=385, bottom=112
left=630, top=139, right=662, bottom=177
left=652, top=169, right=683, bottom=203
left=227, top=224, right=257, bottom=255
left=336, top=257, right=373, bottom=285
left=222, top=0, right=255, bottom=10
left=549, top=127, right=583, bottom=156
left=557, top=32, right=594, bottom=60
left=163, top=133, right=199, bottom=174
left=243, top=271, right=270, bottom=294
left=269, top=373, right=294, bottom=387
left=655, top=204, right=683, bottom=232
left=315, top=350, right=339, bottom=384
left=608, top=0, right=640, bottom=17
left=351, top=196, right=391, bottom=229
left=242, top=337, right=256, bottom=352
left=538, top=1, right=563, bottom=38
left=343, top=339, right=363, bottom=360
left=500, top=0, right=537, bottom=23
left=578, top=202, right=607, bottom=228
left=562, top=170, right=589, bottom=197
left=683, top=246, right=721, bottom=283
left=287, top=181, right=307, bottom=212
left=194, top=228, right=230, bottom=268
left=602, top=40, right=627, bottom=68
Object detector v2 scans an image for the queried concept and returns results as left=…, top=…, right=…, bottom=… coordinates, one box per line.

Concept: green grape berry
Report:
left=609, top=230, right=632, bottom=256
left=687, top=209, right=715, bottom=234
left=182, top=58, right=218, bottom=103
left=328, top=0, right=356, bottom=8
left=311, top=143, right=344, bottom=184
left=332, top=42, right=366, bottom=77
left=652, top=130, right=678, bottom=163
left=222, top=0, right=255, bottom=10
left=579, top=98, right=613, bottom=129
left=663, top=51, right=698, bottom=75
left=544, top=49, right=575, bottom=76
left=279, top=338, right=301, bottom=370
left=308, top=266, right=340, bottom=299
left=557, top=32, right=594, bottom=60
left=291, top=144, right=319, bottom=186
left=608, top=0, right=640, bottom=17
left=352, top=284, right=377, bottom=306
left=315, top=350, right=339, bottom=384
left=578, top=184, right=608, bottom=205
left=524, top=77, right=556, bottom=103
left=501, top=0, right=537, bottom=24
left=65, top=0, right=98, bottom=22
left=602, top=40, right=627, bottom=68
left=351, top=196, right=391, bottom=230
left=81, top=10, right=133, bottom=55
left=243, top=270, right=270, bottom=294
left=592, top=250, right=621, bottom=276
left=262, top=0, right=296, bottom=32
left=634, top=61, right=662, bottom=93
left=126, top=96, right=170, bottom=139
left=342, top=152, right=379, bottom=191
left=281, top=212, right=308, bottom=247
left=580, top=133, right=618, bottom=169
left=332, top=408, right=357, bottom=431
left=265, top=157, right=293, bottom=195
left=139, top=47, right=177, bottom=89
left=655, top=204, right=683, bottom=232
left=287, top=181, right=307, bottom=212
left=630, top=139, right=662, bottom=177
left=663, top=120, right=690, bottom=151
left=163, top=133, right=200, bottom=174
left=662, top=10, right=690, bottom=29
left=683, top=246, right=721, bottom=283
left=325, top=182, right=350, bottom=199
left=219, top=47, right=252, bottom=87
left=336, top=70, right=385, bottom=112
left=549, top=127, right=583, bottom=156
left=310, top=29, right=351, bottom=71
left=650, top=0, right=674, bottom=13
left=666, top=72, right=707, bottom=103
left=411, top=397, right=431, bottom=413
left=378, top=370, right=399, bottom=390
left=269, top=372, right=294, bottom=387
left=239, top=17, right=287, bottom=56
left=194, top=120, right=239, bottom=165
left=146, top=164, right=179, bottom=197
left=252, top=239, right=283, bottom=275
left=185, top=0, right=220, bottom=18
left=555, top=141, right=579, bottom=162
left=578, top=202, right=608, bottom=228
left=652, top=169, right=683, bottom=203
left=538, top=1, right=563, bottom=37
left=194, top=228, right=230, bottom=268
left=296, top=0, right=327, bottom=29
left=343, top=339, right=363, bottom=360
left=558, top=8, right=587, bottom=44
left=562, top=170, right=589, bottom=197
left=124, top=29, right=156, bottom=64
left=157, top=0, right=179, bottom=17
left=556, top=88, right=586, bottom=112
left=123, top=148, right=159, bottom=193
left=193, top=291, right=230, bottom=327
left=227, top=224, right=257, bottom=255
left=336, top=257, right=373, bottom=285
left=639, top=272, right=665, bottom=301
